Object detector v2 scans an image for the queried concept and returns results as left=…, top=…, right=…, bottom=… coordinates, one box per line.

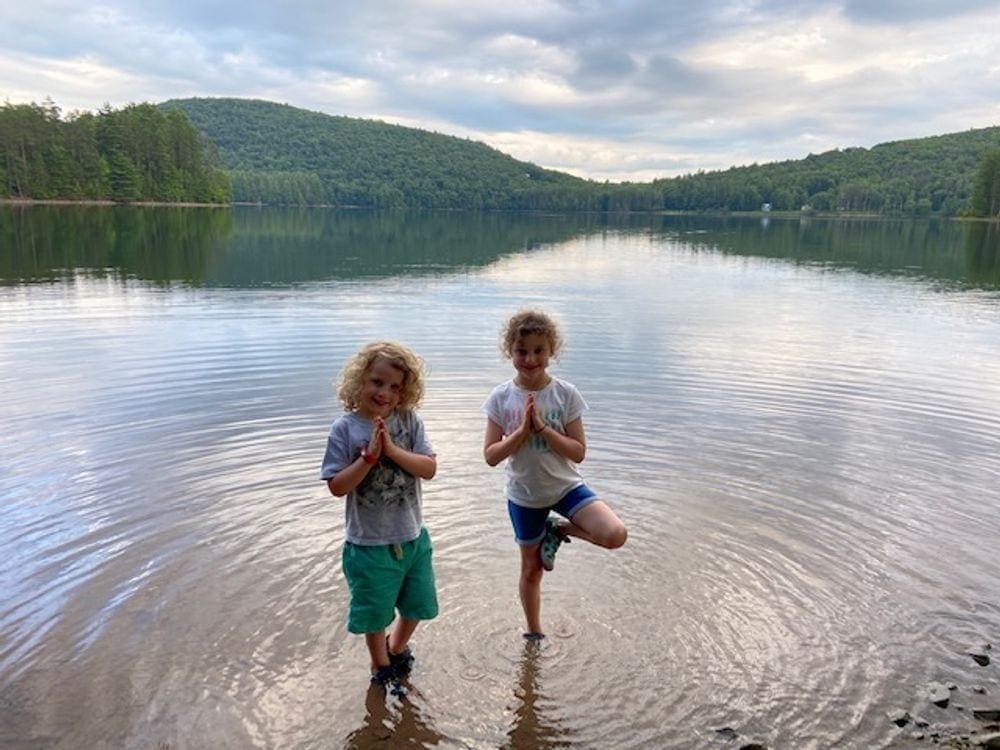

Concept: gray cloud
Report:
left=571, top=44, right=639, bottom=91
left=1, top=0, right=998, bottom=180
left=840, top=0, right=998, bottom=23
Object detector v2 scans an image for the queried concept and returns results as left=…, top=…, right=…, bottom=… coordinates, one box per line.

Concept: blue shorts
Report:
left=508, top=484, right=598, bottom=546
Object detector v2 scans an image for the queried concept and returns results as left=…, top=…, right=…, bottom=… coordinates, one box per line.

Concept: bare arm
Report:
left=327, top=452, right=376, bottom=496
left=327, top=417, right=436, bottom=495
left=520, top=391, right=586, bottom=463
left=484, top=415, right=531, bottom=466
left=383, top=442, right=437, bottom=479
left=379, top=416, right=437, bottom=479
left=328, top=420, right=388, bottom=495
left=534, top=416, right=586, bottom=464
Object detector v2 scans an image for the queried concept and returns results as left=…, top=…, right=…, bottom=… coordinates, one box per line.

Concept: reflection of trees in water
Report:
left=659, top=215, right=984, bottom=284
left=502, top=641, right=572, bottom=750
left=343, top=683, right=450, bottom=749
left=0, top=205, right=602, bottom=287
left=964, top=221, right=1000, bottom=288
left=214, top=208, right=598, bottom=285
left=0, top=204, right=232, bottom=285
left=5, top=206, right=998, bottom=290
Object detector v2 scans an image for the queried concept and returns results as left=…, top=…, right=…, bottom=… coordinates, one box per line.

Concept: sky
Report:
left=2, top=1, right=1000, bottom=182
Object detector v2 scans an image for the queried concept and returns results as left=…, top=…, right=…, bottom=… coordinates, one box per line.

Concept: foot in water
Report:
left=370, top=664, right=406, bottom=696
left=386, top=636, right=415, bottom=677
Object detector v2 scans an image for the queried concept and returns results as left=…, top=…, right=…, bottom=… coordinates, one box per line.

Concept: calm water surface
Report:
left=2, top=208, right=1000, bottom=749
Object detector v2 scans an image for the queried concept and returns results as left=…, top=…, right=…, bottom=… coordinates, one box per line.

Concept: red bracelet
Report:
left=361, top=446, right=378, bottom=465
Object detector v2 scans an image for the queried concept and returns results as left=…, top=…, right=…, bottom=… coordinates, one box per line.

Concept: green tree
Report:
left=1, top=100, right=229, bottom=203
left=971, top=150, right=1000, bottom=217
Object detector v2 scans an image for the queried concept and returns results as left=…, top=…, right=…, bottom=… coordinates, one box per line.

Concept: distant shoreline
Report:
left=0, top=198, right=228, bottom=208
left=2, top=197, right=997, bottom=221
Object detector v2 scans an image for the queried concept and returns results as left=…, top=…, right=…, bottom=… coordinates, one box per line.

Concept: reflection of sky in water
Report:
left=4, top=208, right=999, bottom=289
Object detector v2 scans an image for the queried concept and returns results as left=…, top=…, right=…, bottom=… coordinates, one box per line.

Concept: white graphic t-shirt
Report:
left=481, top=377, right=587, bottom=508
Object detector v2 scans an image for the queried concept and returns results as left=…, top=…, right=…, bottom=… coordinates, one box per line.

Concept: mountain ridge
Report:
left=159, top=97, right=1000, bottom=214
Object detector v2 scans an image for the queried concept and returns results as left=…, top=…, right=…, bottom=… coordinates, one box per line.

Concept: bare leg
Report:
left=518, top=543, right=545, bottom=635
left=365, top=630, right=390, bottom=672
left=388, top=617, right=420, bottom=655
left=562, top=500, right=627, bottom=549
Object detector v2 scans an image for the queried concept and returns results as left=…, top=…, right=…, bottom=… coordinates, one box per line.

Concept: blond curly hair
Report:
left=336, top=341, right=426, bottom=411
left=500, top=309, right=563, bottom=359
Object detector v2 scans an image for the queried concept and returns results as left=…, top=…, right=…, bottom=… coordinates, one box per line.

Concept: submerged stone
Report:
left=888, top=708, right=912, bottom=727
left=969, top=651, right=992, bottom=667
left=928, top=682, right=952, bottom=708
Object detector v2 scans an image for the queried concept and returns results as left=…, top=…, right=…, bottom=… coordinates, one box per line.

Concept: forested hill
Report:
left=1, top=95, right=996, bottom=214
left=654, top=127, right=1000, bottom=215
left=160, top=98, right=589, bottom=210
left=162, top=97, right=999, bottom=215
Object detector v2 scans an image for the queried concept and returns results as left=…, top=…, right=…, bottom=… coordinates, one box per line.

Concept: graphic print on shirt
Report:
left=503, top=405, right=565, bottom=451
left=355, top=418, right=416, bottom=508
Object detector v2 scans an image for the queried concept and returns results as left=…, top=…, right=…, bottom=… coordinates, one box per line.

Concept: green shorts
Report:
left=342, top=527, right=439, bottom=634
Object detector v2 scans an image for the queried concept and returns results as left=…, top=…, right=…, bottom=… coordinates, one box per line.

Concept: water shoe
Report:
left=539, top=517, right=569, bottom=571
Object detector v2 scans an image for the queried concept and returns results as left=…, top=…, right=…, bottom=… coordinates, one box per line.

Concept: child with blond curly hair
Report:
left=320, top=341, right=438, bottom=695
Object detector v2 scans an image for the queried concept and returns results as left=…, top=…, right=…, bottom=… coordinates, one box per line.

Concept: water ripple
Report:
left=3, top=236, right=1000, bottom=749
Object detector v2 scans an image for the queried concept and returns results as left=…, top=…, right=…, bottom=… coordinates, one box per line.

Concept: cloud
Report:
left=1, top=0, right=999, bottom=180
left=840, top=0, right=995, bottom=23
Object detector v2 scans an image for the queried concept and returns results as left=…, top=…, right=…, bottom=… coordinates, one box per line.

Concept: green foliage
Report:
left=0, top=101, right=230, bottom=203
left=161, top=97, right=595, bottom=210
left=971, top=149, right=1000, bottom=217
left=163, top=98, right=1000, bottom=215
left=6, top=95, right=996, bottom=215
left=229, top=170, right=327, bottom=206
left=653, top=129, right=1000, bottom=216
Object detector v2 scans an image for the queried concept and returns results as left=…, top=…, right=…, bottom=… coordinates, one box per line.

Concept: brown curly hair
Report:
left=336, top=341, right=427, bottom=411
left=500, top=309, right=563, bottom=359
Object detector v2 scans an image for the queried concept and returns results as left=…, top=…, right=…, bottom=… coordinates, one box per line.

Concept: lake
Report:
left=2, top=206, right=999, bottom=749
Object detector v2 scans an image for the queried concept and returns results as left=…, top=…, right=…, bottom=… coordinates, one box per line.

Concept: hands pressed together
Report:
left=484, top=390, right=585, bottom=467
left=520, top=393, right=548, bottom=436
left=365, top=416, right=399, bottom=462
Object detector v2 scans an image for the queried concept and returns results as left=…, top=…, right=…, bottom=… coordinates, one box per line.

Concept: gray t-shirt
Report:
left=319, top=410, right=434, bottom=545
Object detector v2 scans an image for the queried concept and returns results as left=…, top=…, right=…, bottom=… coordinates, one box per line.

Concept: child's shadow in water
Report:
left=502, top=640, right=573, bottom=749
left=343, top=682, right=448, bottom=749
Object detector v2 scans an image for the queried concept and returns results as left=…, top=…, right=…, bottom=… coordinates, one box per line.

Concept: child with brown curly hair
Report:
left=482, top=310, right=627, bottom=640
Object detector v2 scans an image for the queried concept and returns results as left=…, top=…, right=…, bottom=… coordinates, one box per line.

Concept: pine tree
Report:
left=971, top=150, right=1000, bottom=217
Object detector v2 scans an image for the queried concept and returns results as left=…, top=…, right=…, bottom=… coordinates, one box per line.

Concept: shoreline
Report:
left=0, top=198, right=229, bottom=208
left=2, top=197, right=998, bottom=221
